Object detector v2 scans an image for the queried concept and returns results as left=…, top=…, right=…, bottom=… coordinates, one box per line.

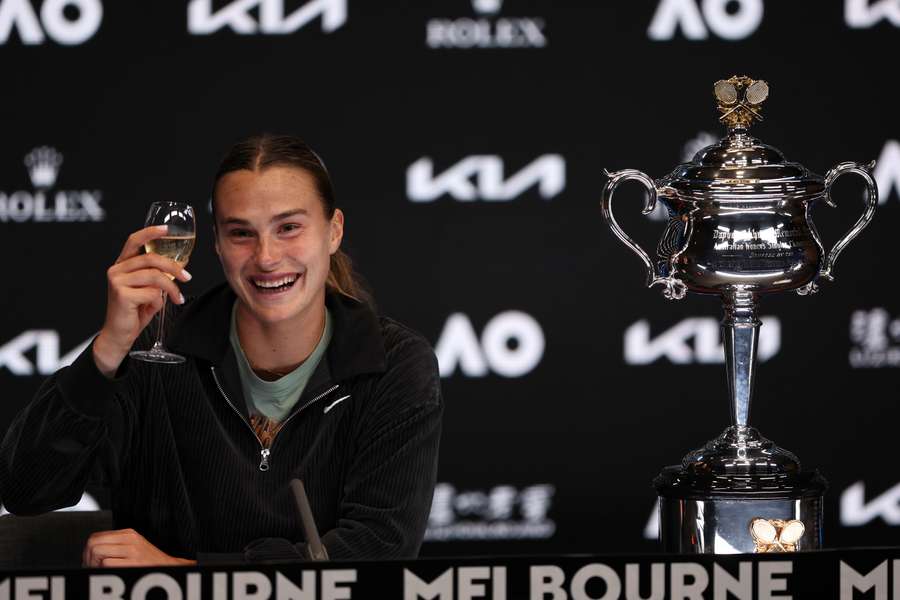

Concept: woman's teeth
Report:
left=252, top=274, right=300, bottom=292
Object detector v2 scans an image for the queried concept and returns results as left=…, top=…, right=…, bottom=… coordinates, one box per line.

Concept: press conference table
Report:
left=1, top=547, right=897, bottom=600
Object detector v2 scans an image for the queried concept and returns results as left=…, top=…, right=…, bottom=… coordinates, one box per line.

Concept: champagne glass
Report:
left=129, top=202, right=196, bottom=364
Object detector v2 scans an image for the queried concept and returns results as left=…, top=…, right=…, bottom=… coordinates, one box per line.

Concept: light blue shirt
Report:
left=229, top=303, right=332, bottom=422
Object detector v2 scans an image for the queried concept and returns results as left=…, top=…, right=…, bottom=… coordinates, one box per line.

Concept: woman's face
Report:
left=214, top=166, right=343, bottom=329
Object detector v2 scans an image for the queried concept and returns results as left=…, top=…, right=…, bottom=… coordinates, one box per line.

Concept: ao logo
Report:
left=875, top=139, right=900, bottom=203
left=624, top=316, right=780, bottom=364
left=435, top=312, right=545, bottom=378
left=188, top=0, right=346, bottom=35
left=0, top=0, right=102, bottom=45
left=0, top=331, right=91, bottom=376
left=407, top=155, right=565, bottom=202
left=648, top=0, right=763, bottom=40
left=846, top=0, right=900, bottom=27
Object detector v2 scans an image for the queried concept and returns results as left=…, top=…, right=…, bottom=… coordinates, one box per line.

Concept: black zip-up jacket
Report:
left=0, top=284, right=443, bottom=563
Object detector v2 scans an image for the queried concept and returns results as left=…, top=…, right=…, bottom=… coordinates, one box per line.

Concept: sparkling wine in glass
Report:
left=129, top=202, right=196, bottom=364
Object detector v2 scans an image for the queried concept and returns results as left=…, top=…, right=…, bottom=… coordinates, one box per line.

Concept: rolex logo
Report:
left=0, top=146, right=104, bottom=223
left=428, top=0, right=545, bottom=50
left=24, top=147, right=64, bottom=189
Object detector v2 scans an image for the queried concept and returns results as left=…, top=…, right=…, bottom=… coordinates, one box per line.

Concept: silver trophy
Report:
left=601, top=76, right=878, bottom=554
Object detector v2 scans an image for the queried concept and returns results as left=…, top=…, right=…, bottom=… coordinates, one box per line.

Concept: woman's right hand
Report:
left=92, top=226, right=192, bottom=378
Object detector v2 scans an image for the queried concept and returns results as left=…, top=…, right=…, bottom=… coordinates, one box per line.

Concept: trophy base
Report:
left=655, top=466, right=827, bottom=554
left=655, top=425, right=828, bottom=554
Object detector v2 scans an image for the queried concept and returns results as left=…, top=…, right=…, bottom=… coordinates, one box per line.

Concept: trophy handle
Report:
left=820, top=160, right=879, bottom=281
left=800, top=161, right=878, bottom=295
left=601, top=169, right=687, bottom=300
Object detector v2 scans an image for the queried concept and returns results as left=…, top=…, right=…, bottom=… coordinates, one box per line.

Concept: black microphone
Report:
left=290, top=479, right=329, bottom=561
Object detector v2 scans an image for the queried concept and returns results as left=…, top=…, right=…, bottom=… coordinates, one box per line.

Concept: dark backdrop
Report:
left=1, top=0, right=898, bottom=556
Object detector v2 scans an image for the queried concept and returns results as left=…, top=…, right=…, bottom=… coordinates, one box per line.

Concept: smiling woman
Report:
left=0, top=134, right=444, bottom=567
left=213, top=151, right=345, bottom=375
left=212, top=135, right=370, bottom=305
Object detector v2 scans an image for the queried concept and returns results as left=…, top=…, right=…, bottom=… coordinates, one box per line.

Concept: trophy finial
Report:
left=714, top=75, right=769, bottom=131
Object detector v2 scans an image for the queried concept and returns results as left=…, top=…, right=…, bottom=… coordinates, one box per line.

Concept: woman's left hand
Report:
left=83, top=528, right=197, bottom=567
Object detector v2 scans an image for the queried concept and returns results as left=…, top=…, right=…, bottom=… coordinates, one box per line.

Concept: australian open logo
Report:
left=0, top=0, right=103, bottom=45
left=426, top=0, right=547, bottom=49
left=0, top=147, right=104, bottom=222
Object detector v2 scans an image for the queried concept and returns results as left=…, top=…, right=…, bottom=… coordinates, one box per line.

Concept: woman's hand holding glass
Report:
left=92, top=225, right=192, bottom=378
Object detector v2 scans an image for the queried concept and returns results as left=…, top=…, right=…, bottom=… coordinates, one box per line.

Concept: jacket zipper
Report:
left=210, top=366, right=339, bottom=472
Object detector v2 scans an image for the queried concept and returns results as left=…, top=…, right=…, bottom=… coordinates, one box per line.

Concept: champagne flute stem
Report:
left=153, top=291, right=168, bottom=352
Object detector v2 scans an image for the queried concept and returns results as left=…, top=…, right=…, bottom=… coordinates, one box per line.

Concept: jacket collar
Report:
left=169, top=283, right=387, bottom=381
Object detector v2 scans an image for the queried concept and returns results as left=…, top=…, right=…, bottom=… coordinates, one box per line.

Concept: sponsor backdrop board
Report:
left=1, top=0, right=898, bottom=556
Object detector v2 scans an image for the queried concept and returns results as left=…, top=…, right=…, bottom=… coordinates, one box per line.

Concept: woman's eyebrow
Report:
left=220, top=209, right=309, bottom=227
left=271, top=209, right=308, bottom=222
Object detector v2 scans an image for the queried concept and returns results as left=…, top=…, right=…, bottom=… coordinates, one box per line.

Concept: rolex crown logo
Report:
left=472, top=0, right=503, bottom=15
left=24, top=146, right=64, bottom=189
left=749, top=518, right=805, bottom=553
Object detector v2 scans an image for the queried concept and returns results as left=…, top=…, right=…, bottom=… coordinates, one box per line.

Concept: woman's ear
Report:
left=329, top=209, right=344, bottom=254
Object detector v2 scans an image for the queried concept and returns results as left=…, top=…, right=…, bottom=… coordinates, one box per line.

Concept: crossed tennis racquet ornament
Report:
left=749, top=518, right=806, bottom=553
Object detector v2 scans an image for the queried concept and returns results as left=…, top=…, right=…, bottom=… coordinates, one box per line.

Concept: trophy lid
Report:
left=660, top=76, right=825, bottom=202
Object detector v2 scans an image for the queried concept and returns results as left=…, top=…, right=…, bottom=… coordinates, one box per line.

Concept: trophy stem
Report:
left=722, top=291, right=760, bottom=432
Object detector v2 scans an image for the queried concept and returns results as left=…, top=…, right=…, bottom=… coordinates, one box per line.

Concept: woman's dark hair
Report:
left=212, top=134, right=372, bottom=305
